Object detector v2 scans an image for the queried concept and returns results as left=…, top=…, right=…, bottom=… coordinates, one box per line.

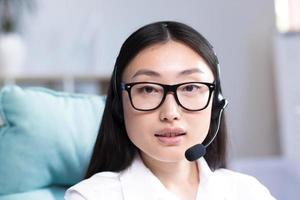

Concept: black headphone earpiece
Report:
left=211, top=91, right=228, bottom=119
left=216, top=93, right=228, bottom=110
left=201, top=93, right=228, bottom=149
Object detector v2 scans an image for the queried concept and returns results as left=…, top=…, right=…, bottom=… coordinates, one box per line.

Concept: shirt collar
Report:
left=119, top=155, right=216, bottom=200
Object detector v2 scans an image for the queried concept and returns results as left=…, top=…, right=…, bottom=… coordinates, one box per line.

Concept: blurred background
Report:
left=0, top=0, right=299, bottom=199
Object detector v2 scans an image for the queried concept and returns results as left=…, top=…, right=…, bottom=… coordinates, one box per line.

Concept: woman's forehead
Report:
left=122, top=41, right=214, bottom=82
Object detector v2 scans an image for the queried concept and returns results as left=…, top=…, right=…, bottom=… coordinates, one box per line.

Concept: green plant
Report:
left=0, top=0, right=35, bottom=33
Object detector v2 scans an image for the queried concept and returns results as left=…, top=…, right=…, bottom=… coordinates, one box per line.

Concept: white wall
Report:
left=274, top=35, right=300, bottom=161
left=22, top=0, right=279, bottom=160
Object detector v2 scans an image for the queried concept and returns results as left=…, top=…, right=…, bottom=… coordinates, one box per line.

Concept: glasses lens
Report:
left=177, top=83, right=211, bottom=110
left=131, top=83, right=164, bottom=110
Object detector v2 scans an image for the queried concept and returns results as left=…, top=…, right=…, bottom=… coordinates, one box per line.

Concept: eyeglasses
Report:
left=121, top=81, right=215, bottom=111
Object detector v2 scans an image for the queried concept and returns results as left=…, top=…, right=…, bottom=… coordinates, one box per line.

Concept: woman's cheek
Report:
left=187, top=107, right=212, bottom=143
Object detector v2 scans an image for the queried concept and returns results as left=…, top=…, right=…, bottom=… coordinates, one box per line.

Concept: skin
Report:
left=121, top=40, right=215, bottom=200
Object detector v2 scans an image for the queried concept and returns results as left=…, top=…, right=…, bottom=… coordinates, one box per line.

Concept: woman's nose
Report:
left=159, top=93, right=181, bottom=122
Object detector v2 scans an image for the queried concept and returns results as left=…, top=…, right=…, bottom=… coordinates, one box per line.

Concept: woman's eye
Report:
left=143, top=86, right=155, bottom=93
left=182, top=85, right=200, bottom=92
left=137, top=86, right=158, bottom=94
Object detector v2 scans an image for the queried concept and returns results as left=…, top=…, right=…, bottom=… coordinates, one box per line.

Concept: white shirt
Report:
left=65, top=156, right=276, bottom=200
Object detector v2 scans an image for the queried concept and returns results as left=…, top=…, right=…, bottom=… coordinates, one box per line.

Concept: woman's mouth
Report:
left=154, top=128, right=186, bottom=145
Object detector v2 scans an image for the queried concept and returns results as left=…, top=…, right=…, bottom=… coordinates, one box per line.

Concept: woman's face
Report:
left=121, top=40, right=214, bottom=163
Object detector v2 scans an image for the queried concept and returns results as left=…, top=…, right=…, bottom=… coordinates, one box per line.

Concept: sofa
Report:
left=0, top=85, right=105, bottom=200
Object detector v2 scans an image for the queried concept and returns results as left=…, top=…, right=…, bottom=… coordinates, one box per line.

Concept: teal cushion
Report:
left=0, top=186, right=66, bottom=200
left=0, top=85, right=104, bottom=194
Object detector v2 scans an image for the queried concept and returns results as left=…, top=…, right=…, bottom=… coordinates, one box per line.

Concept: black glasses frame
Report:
left=121, top=81, right=215, bottom=111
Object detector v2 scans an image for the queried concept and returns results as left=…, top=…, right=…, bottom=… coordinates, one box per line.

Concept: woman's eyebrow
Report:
left=131, top=69, right=160, bottom=79
left=177, top=68, right=204, bottom=77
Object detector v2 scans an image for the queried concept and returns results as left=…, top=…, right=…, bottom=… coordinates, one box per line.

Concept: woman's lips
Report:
left=154, top=128, right=186, bottom=145
left=154, top=132, right=186, bottom=137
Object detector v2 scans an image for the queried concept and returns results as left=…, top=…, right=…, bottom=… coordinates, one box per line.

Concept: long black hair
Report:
left=85, top=21, right=227, bottom=178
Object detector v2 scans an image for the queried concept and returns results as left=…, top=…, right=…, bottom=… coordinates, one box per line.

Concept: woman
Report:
left=65, top=21, right=275, bottom=200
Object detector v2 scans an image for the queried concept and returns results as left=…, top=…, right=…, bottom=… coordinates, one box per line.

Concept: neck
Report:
left=140, top=152, right=199, bottom=191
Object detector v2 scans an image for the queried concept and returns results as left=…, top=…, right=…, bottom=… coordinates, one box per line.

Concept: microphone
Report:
left=185, top=144, right=206, bottom=161
left=185, top=98, right=228, bottom=161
